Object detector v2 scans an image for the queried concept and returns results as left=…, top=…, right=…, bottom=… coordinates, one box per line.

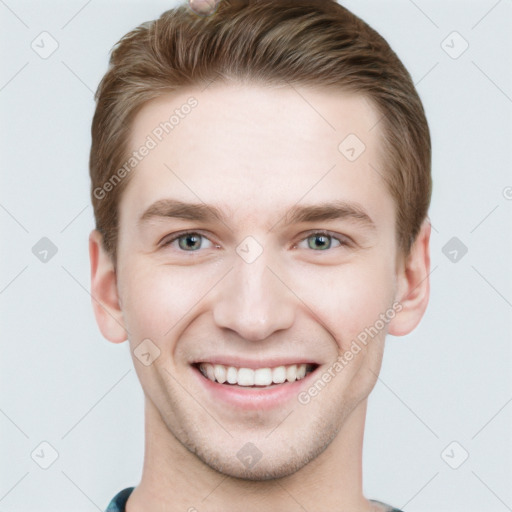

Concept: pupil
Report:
left=310, top=234, right=330, bottom=250
left=181, top=234, right=200, bottom=250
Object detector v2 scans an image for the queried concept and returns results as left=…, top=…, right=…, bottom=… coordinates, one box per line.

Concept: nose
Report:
left=212, top=248, right=296, bottom=342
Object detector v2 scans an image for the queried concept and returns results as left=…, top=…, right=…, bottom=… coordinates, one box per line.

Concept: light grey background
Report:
left=1, top=0, right=511, bottom=511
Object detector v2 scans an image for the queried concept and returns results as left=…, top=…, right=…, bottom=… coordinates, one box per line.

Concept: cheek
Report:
left=293, top=259, right=396, bottom=351
left=119, top=262, right=215, bottom=342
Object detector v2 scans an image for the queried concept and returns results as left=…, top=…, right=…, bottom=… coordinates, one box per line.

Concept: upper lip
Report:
left=191, top=357, right=319, bottom=369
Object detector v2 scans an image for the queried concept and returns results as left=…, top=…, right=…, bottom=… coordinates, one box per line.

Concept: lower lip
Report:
left=191, top=365, right=318, bottom=411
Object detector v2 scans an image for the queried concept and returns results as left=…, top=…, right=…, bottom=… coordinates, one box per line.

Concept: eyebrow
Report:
left=281, top=200, right=376, bottom=231
left=139, top=199, right=228, bottom=225
left=138, top=198, right=376, bottom=231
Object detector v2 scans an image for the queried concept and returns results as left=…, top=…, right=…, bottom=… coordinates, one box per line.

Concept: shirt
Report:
left=105, top=487, right=404, bottom=511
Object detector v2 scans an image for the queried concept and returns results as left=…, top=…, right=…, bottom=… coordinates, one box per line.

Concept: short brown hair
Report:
left=90, top=0, right=432, bottom=265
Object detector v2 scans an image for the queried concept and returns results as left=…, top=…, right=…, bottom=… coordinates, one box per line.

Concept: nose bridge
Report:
left=212, top=245, right=295, bottom=341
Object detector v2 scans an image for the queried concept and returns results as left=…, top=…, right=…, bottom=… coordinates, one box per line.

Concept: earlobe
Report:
left=388, top=219, right=431, bottom=337
left=89, top=229, right=128, bottom=343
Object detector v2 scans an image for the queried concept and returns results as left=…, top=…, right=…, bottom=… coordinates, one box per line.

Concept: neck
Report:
left=127, top=398, right=371, bottom=512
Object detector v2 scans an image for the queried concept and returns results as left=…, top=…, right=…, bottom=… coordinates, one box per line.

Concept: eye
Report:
left=161, top=231, right=215, bottom=252
left=160, top=230, right=350, bottom=253
left=296, top=231, right=348, bottom=251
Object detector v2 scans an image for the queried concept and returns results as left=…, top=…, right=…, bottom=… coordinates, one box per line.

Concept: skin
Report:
left=188, top=0, right=220, bottom=16
left=89, top=83, right=430, bottom=512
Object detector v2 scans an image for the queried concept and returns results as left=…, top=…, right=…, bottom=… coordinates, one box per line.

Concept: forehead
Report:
left=119, top=82, right=393, bottom=233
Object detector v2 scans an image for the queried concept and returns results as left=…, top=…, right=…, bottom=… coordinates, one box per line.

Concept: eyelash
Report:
left=160, top=230, right=350, bottom=252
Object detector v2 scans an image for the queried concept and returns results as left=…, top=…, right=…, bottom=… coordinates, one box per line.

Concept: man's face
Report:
left=115, top=83, right=400, bottom=479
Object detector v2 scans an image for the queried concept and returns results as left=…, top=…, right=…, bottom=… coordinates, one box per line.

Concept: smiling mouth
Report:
left=194, top=362, right=318, bottom=388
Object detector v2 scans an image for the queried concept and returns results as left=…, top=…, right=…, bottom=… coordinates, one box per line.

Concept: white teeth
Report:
left=272, top=366, right=286, bottom=384
left=214, top=364, right=226, bottom=383
left=254, top=368, right=272, bottom=386
left=286, top=364, right=297, bottom=382
left=198, top=362, right=312, bottom=386
left=205, top=364, right=215, bottom=381
left=226, top=366, right=237, bottom=384
left=237, top=368, right=255, bottom=386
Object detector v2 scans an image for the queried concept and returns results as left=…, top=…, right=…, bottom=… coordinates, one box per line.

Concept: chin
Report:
left=202, top=454, right=307, bottom=481
left=188, top=432, right=334, bottom=482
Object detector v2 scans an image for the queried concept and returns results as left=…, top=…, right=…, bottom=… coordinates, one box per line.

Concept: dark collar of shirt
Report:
left=105, top=487, right=405, bottom=512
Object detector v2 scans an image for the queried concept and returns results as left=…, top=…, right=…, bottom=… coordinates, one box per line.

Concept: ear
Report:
left=388, top=219, right=431, bottom=336
left=89, top=229, right=127, bottom=343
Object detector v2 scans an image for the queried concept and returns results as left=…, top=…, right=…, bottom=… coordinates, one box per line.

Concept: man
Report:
left=89, top=1, right=432, bottom=510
